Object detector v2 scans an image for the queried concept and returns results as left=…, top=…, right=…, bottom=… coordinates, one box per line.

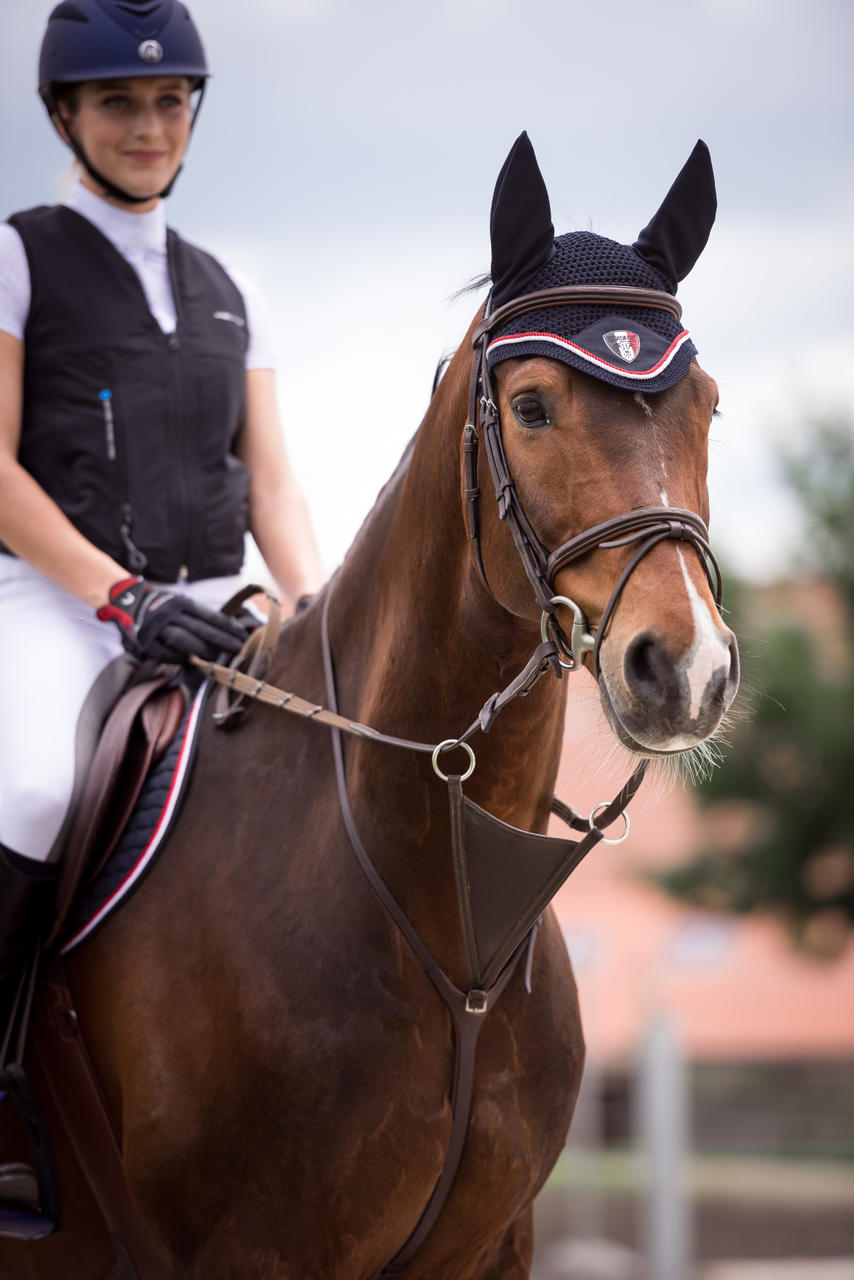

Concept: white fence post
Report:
left=636, top=1012, right=693, bottom=1280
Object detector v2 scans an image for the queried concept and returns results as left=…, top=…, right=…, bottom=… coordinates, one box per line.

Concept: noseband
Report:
left=462, top=285, right=724, bottom=671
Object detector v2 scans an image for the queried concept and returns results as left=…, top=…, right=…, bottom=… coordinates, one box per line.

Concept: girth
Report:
left=462, top=283, right=721, bottom=668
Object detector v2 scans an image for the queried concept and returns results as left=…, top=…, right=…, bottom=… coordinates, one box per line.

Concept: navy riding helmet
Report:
left=38, top=0, right=209, bottom=204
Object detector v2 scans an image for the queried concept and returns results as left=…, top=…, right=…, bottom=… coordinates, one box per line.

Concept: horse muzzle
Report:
left=597, top=619, right=740, bottom=755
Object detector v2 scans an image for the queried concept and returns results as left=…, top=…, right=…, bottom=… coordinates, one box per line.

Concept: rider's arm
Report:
left=0, top=329, right=127, bottom=608
left=238, top=367, right=325, bottom=608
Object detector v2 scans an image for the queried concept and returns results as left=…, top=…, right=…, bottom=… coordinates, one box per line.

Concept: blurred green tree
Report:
left=656, top=417, right=854, bottom=958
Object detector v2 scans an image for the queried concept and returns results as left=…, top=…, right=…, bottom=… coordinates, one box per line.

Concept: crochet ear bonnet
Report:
left=486, top=135, right=717, bottom=394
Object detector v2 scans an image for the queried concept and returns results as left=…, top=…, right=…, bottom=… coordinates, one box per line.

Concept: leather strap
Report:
left=30, top=963, right=173, bottom=1277
left=213, top=586, right=282, bottom=728
left=448, top=779, right=480, bottom=990
left=195, top=653, right=438, bottom=753
left=318, top=590, right=526, bottom=1279
left=544, top=506, right=723, bottom=673
left=472, top=285, right=683, bottom=346
left=194, top=599, right=561, bottom=754
left=475, top=641, right=560, bottom=733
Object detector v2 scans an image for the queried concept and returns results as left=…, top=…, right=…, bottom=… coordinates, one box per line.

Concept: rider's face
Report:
left=59, top=76, right=193, bottom=210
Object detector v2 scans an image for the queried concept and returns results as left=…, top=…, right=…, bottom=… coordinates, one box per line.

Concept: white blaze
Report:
left=680, top=552, right=730, bottom=720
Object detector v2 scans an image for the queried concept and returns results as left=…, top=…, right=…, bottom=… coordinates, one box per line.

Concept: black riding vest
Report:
left=8, top=205, right=251, bottom=582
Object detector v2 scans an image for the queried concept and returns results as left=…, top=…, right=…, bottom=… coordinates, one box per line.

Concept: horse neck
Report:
left=327, top=328, right=567, bottom=836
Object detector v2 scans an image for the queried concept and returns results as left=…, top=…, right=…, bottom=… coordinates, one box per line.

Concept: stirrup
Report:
left=0, top=1160, right=54, bottom=1240
left=0, top=1067, right=60, bottom=1239
left=0, top=1162, right=39, bottom=1209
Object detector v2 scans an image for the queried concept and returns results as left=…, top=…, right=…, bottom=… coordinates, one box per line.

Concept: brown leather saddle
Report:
left=46, top=662, right=187, bottom=952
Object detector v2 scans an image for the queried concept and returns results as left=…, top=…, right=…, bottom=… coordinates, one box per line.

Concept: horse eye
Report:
left=512, top=395, right=550, bottom=428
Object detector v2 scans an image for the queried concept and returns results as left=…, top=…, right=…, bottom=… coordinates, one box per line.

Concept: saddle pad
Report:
left=60, top=681, right=210, bottom=956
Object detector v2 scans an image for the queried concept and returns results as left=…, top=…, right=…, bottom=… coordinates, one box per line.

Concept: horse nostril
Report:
left=623, top=632, right=671, bottom=707
left=706, top=632, right=740, bottom=710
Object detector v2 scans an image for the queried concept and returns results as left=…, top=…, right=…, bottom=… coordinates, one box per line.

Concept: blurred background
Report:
left=3, top=2, right=853, bottom=1276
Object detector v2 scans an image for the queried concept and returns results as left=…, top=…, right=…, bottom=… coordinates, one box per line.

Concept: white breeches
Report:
left=0, top=558, right=246, bottom=862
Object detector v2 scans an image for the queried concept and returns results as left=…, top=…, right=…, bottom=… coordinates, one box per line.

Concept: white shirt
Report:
left=0, top=180, right=275, bottom=369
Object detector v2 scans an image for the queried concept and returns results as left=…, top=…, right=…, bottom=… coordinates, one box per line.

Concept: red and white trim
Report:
left=487, top=327, right=692, bottom=380
left=60, top=682, right=208, bottom=955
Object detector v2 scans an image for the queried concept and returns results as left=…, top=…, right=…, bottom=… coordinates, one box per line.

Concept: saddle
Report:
left=48, top=662, right=187, bottom=950
left=0, top=589, right=279, bottom=1267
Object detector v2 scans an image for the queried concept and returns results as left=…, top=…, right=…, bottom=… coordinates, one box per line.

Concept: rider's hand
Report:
left=97, top=576, right=249, bottom=664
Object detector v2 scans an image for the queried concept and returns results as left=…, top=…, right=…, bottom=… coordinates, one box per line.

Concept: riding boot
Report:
left=0, top=845, right=57, bottom=1026
left=0, top=844, right=57, bottom=1211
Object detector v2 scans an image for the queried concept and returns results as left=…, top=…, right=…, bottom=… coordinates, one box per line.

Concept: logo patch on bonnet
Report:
left=603, top=330, right=640, bottom=363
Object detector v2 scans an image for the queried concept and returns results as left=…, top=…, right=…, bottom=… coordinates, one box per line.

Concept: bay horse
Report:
left=0, top=133, right=738, bottom=1278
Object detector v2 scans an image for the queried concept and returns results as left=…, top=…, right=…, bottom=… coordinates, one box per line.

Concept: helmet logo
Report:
left=137, top=39, right=164, bottom=64
left=603, top=330, right=640, bottom=363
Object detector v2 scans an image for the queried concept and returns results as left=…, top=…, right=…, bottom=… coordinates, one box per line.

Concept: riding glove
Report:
left=97, top=576, right=249, bottom=664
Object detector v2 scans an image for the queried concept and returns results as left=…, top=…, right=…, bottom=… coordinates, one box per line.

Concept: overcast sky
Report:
left=3, top=0, right=853, bottom=580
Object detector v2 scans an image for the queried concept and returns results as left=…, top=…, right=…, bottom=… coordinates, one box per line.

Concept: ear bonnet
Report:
left=486, top=134, right=716, bottom=393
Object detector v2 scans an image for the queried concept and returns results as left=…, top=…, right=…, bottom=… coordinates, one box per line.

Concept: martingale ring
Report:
left=589, top=802, right=631, bottom=845
left=432, top=739, right=476, bottom=783
left=540, top=596, right=596, bottom=671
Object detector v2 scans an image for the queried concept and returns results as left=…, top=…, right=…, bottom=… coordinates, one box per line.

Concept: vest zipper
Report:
left=166, top=240, right=200, bottom=581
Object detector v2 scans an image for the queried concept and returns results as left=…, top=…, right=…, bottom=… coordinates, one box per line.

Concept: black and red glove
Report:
left=97, top=576, right=249, bottom=664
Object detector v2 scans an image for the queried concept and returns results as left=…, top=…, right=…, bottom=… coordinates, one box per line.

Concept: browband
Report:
left=473, top=284, right=682, bottom=348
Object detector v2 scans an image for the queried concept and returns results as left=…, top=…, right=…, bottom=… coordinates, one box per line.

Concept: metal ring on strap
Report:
left=432, top=739, right=476, bottom=782
left=588, top=801, right=631, bottom=845
left=540, top=596, right=595, bottom=671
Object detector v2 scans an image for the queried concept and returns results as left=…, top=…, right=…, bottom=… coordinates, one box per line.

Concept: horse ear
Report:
left=489, top=132, right=555, bottom=307
left=633, top=140, right=717, bottom=287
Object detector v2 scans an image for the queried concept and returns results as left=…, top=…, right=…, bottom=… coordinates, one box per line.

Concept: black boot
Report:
left=0, top=846, right=57, bottom=1028
left=0, top=845, right=57, bottom=1214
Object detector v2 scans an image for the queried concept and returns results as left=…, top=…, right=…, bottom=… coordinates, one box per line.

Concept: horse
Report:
left=0, top=132, right=738, bottom=1278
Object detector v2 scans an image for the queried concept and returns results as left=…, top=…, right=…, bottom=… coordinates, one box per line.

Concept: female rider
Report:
left=0, top=0, right=324, bottom=1091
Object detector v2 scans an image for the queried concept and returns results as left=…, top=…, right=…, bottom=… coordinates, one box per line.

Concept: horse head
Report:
left=468, top=132, right=739, bottom=756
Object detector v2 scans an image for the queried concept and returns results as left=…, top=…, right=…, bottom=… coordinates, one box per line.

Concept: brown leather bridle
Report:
left=462, top=284, right=724, bottom=673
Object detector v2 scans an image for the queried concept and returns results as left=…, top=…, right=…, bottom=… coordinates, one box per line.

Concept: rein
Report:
left=191, top=590, right=645, bottom=847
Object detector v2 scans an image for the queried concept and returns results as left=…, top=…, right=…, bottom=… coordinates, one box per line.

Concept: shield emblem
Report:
left=603, top=330, right=640, bottom=363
